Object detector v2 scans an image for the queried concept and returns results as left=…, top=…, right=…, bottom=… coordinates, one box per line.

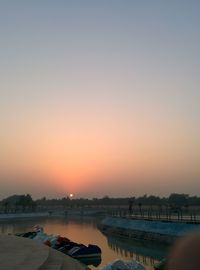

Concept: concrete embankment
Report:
left=100, top=217, right=200, bottom=244
left=0, top=235, right=87, bottom=270
left=0, top=212, right=49, bottom=220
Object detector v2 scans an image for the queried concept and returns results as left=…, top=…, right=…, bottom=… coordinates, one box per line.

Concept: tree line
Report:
left=0, top=193, right=200, bottom=214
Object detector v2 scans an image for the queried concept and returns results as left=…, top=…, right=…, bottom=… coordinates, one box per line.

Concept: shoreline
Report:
left=0, top=212, right=49, bottom=221
left=100, top=216, right=200, bottom=245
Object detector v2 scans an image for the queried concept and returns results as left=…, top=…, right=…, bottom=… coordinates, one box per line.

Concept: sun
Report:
left=69, top=193, right=74, bottom=198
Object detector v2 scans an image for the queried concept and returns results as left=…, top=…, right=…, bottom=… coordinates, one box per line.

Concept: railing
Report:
left=108, top=209, right=200, bottom=223
left=1, top=204, right=200, bottom=223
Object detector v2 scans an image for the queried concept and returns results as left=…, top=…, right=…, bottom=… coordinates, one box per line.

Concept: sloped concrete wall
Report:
left=100, top=217, right=200, bottom=244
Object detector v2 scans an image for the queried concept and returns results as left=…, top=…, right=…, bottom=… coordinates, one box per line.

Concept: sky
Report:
left=0, top=1, right=200, bottom=199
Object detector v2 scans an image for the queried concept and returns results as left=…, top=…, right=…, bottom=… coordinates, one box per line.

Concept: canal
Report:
left=0, top=216, right=169, bottom=269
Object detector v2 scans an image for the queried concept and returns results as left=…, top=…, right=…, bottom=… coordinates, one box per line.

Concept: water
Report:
left=0, top=216, right=169, bottom=269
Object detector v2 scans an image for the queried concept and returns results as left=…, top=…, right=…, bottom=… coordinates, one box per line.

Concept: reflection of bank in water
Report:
left=78, top=256, right=102, bottom=267
left=105, top=234, right=169, bottom=269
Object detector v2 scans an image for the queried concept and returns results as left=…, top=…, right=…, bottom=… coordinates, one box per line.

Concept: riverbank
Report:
left=100, top=217, right=200, bottom=244
left=0, top=209, right=105, bottom=221
left=0, top=212, right=49, bottom=220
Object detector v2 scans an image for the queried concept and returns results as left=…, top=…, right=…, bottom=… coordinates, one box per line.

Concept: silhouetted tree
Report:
left=168, top=193, right=189, bottom=220
left=128, top=197, right=135, bottom=215
left=3, top=201, right=9, bottom=213
left=138, top=202, right=142, bottom=216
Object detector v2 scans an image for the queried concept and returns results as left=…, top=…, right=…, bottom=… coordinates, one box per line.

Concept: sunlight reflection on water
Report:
left=0, top=216, right=168, bottom=270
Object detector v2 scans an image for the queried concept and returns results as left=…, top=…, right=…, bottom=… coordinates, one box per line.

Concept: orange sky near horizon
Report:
left=1, top=101, right=199, bottom=199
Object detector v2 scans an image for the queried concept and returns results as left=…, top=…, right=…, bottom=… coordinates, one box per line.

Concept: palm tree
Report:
left=138, top=202, right=142, bottom=217
left=3, top=202, right=9, bottom=213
